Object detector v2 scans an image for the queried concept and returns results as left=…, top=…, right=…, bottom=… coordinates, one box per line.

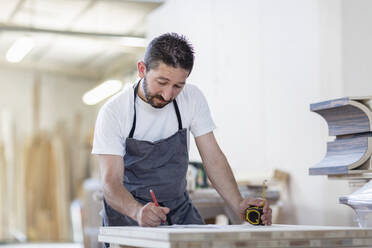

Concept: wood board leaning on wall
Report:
left=0, top=142, right=6, bottom=240
left=24, top=130, right=71, bottom=241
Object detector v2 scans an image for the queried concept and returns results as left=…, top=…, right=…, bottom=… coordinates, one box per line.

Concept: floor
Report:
left=0, top=243, right=83, bottom=248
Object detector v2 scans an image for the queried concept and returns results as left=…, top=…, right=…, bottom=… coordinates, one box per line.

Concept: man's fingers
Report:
left=261, top=207, right=272, bottom=225
left=161, top=207, right=170, bottom=215
left=265, top=207, right=272, bottom=215
left=142, top=218, right=158, bottom=227
left=263, top=200, right=271, bottom=212
left=147, top=217, right=161, bottom=227
left=262, top=217, right=272, bottom=225
left=152, top=206, right=169, bottom=220
left=140, top=203, right=163, bottom=226
left=144, top=211, right=162, bottom=227
left=138, top=203, right=169, bottom=227
left=239, top=198, right=263, bottom=212
left=148, top=212, right=162, bottom=224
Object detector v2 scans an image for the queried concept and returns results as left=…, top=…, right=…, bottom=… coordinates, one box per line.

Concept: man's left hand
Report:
left=239, top=198, right=272, bottom=225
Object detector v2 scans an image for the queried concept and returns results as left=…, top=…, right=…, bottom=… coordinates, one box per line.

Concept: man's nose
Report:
left=161, top=87, right=173, bottom=101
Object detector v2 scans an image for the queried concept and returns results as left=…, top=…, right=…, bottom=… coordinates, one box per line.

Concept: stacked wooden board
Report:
left=309, top=96, right=372, bottom=176
left=0, top=111, right=24, bottom=241
left=99, top=224, right=372, bottom=248
left=0, top=142, right=6, bottom=240
left=22, top=122, right=79, bottom=241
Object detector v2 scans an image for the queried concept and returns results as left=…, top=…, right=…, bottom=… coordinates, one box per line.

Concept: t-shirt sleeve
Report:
left=190, top=86, right=216, bottom=137
left=91, top=105, right=125, bottom=156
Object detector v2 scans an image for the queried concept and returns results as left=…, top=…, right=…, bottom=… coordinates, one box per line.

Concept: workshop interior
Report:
left=1, top=0, right=372, bottom=247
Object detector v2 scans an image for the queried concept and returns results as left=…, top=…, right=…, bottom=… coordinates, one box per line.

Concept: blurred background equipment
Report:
left=188, top=161, right=209, bottom=189
left=188, top=167, right=281, bottom=225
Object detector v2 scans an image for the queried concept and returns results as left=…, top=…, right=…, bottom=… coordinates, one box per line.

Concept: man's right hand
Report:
left=136, top=202, right=170, bottom=227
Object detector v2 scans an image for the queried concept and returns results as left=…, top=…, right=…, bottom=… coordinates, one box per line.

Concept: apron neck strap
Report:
left=173, top=99, right=182, bottom=131
left=128, top=81, right=183, bottom=139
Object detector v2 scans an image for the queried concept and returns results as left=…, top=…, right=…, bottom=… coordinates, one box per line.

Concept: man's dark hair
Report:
left=144, top=33, right=194, bottom=73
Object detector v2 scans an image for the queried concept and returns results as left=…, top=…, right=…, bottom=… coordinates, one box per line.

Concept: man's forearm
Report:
left=98, top=154, right=143, bottom=222
left=195, top=132, right=272, bottom=224
left=102, top=179, right=143, bottom=221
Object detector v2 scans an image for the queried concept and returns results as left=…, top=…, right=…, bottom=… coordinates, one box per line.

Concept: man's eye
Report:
left=174, top=85, right=182, bottom=89
left=158, top=82, right=167, bottom=85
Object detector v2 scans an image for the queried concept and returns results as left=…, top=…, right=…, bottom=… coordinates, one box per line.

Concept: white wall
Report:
left=342, top=0, right=372, bottom=95
left=146, top=0, right=367, bottom=226
left=0, top=66, right=98, bottom=141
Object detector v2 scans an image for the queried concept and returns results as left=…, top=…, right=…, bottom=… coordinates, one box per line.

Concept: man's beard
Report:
left=142, top=77, right=172, bottom=108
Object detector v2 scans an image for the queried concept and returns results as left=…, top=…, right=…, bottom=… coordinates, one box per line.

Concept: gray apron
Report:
left=102, top=82, right=204, bottom=228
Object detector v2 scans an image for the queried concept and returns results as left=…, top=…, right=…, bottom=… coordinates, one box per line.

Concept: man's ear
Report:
left=137, top=61, right=146, bottom=78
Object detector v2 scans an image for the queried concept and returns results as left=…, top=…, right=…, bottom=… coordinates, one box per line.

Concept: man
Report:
left=92, top=33, right=272, bottom=228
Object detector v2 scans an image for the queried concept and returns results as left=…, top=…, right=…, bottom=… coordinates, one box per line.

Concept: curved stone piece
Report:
left=310, top=96, right=372, bottom=175
left=310, top=97, right=372, bottom=136
left=309, top=135, right=372, bottom=175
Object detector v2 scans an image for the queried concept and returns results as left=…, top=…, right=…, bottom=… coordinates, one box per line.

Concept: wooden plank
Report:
left=25, top=133, right=56, bottom=240
left=0, top=110, right=19, bottom=241
left=32, top=75, right=40, bottom=134
left=99, top=235, right=171, bottom=248
left=24, top=129, right=73, bottom=241
left=52, top=125, right=72, bottom=241
left=99, top=225, right=372, bottom=248
left=0, top=142, right=6, bottom=240
left=70, top=113, right=86, bottom=199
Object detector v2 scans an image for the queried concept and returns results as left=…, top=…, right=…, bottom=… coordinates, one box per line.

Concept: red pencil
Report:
left=149, top=189, right=165, bottom=224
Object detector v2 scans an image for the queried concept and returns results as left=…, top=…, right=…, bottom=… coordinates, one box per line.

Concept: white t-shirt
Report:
left=92, top=81, right=216, bottom=157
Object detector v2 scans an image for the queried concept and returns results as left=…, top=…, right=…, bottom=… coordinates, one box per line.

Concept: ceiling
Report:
left=0, top=0, right=163, bottom=80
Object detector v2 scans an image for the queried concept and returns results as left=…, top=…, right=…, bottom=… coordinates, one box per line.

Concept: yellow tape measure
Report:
left=245, top=180, right=267, bottom=225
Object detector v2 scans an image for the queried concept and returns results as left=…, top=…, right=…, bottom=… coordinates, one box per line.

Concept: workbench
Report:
left=98, top=224, right=372, bottom=248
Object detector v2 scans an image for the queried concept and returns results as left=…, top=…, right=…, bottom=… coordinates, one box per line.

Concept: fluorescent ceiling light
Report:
left=120, top=37, right=146, bottom=47
left=6, top=37, right=34, bottom=63
left=83, top=80, right=122, bottom=105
